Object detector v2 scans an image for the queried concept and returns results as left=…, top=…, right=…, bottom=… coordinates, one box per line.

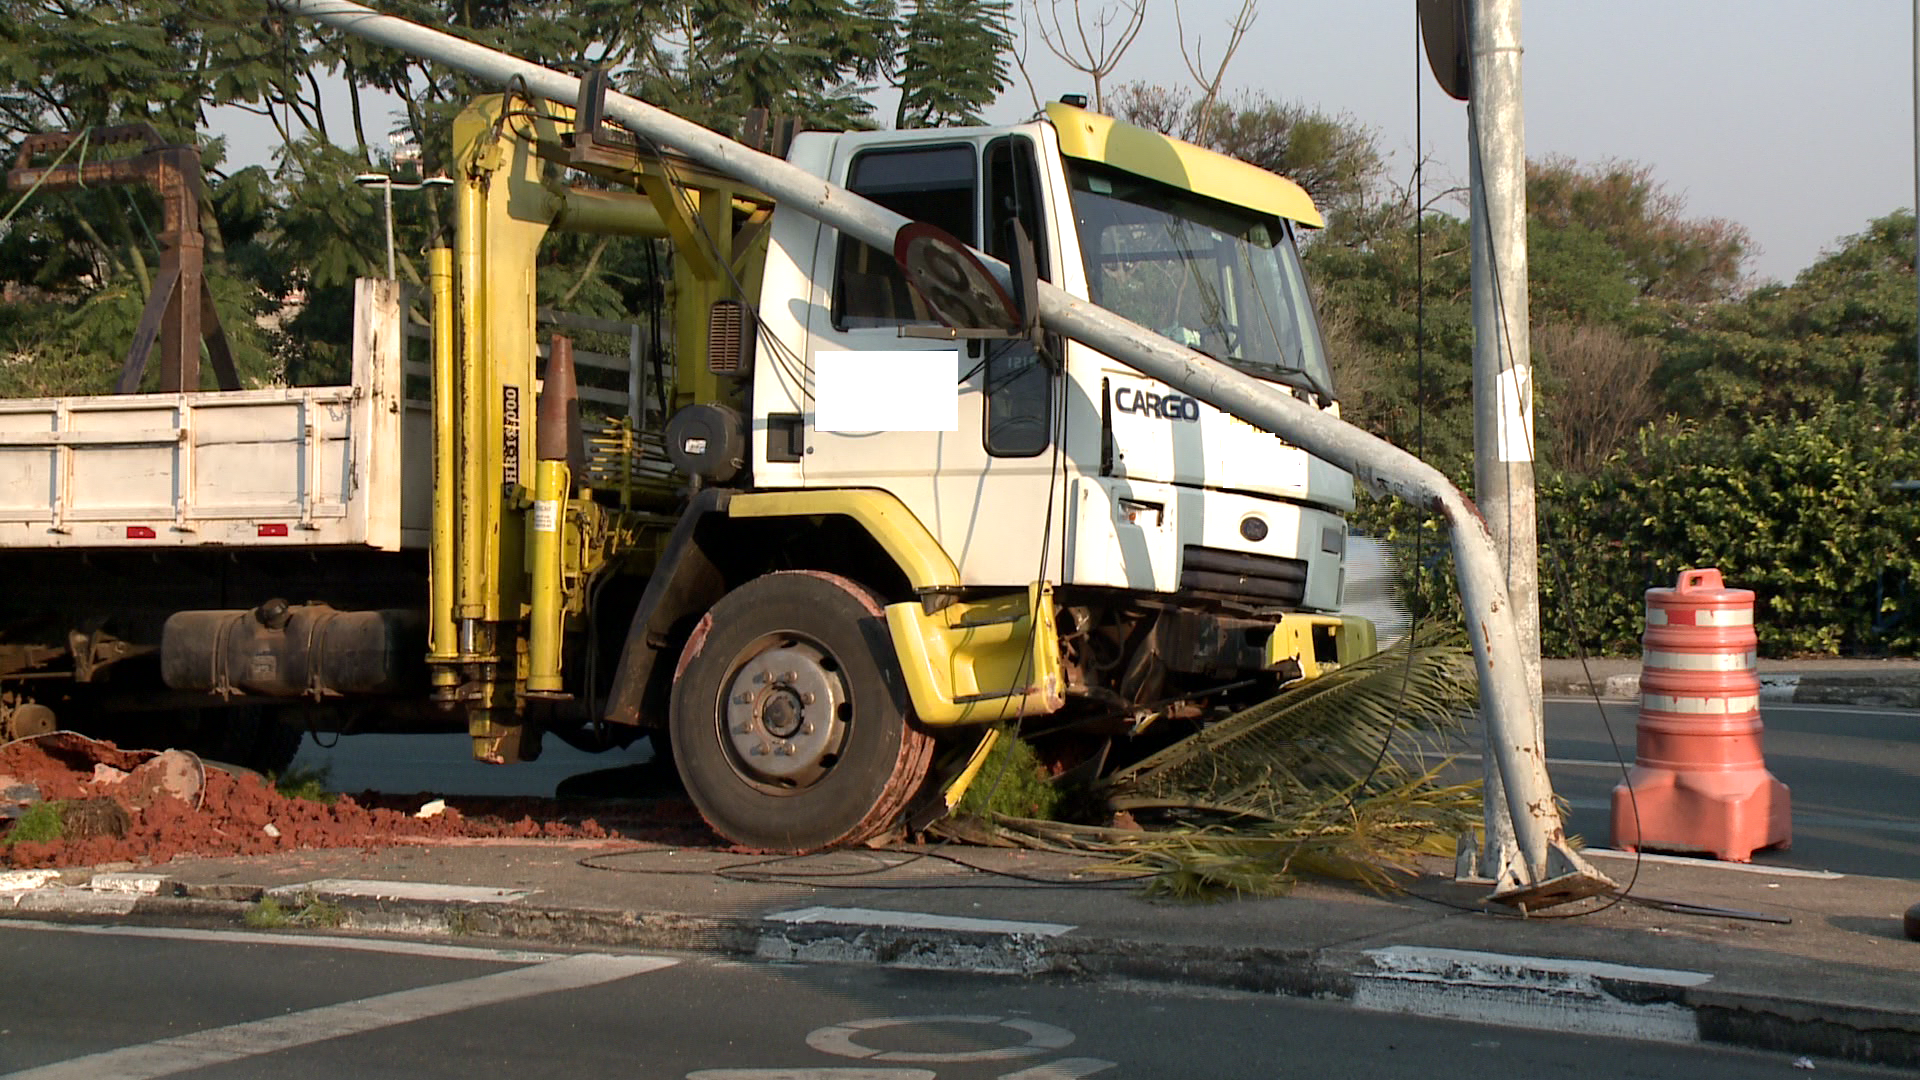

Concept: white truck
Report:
left=0, top=81, right=1372, bottom=851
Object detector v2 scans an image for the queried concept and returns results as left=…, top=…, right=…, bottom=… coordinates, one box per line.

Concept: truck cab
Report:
left=738, top=104, right=1364, bottom=728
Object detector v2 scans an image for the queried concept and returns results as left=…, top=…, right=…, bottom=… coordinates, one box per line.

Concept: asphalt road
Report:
left=0, top=921, right=1894, bottom=1079
left=1538, top=698, right=1920, bottom=880
left=1426, top=698, right=1920, bottom=880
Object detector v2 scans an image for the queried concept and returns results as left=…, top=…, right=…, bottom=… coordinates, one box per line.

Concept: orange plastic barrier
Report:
left=1610, top=568, right=1791, bottom=862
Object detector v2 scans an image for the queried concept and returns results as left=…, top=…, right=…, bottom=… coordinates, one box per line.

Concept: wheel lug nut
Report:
left=801, top=723, right=814, bottom=735
left=800, top=692, right=816, bottom=705
left=751, top=742, right=769, bottom=756
left=782, top=671, right=798, bottom=683
left=777, top=742, right=795, bottom=756
left=733, top=692, right=753, bottom=704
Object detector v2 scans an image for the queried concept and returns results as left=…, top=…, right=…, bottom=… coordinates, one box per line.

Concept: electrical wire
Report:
left=578, top=845, right=1150, bottom=889
left=1339, top=7, right=1437, bottom=821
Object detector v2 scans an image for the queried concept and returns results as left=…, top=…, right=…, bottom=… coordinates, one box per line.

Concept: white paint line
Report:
left=1601, top=675, right=1641, bottom=698
left=1578, top=849, right=1844, bottom=880
left=266, top=878, right=534, bottom=904
left=687, top=1071, right=937, bottom=1079
left=1362, top=946, right=1714, bottom=989
left=1417, top=750, right=1627, bottom=771
left=4, top=889, right=138, bottom=916
left=86, top=872, right=166, bottom=895
left=1352, top=946, right=1708, bottom=1045
left=999, top=1059, right=1118, bottom=1079
left=0, top=952, right=676, bottom=1080
left=807, top=1016, right=1073, bottom=1064
left=1544, top=695, right=1635, bottom=704
left=768, top=906, right=1075, bottom=937
left=0, top=919, right=572, bottom=962
left=0, top=870, right=60, bottom=892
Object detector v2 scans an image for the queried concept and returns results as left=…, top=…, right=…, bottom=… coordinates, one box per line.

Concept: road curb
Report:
left=1544, top=671, right=1920, bottom=708
left=5, top=876, right=1916, bottom=1069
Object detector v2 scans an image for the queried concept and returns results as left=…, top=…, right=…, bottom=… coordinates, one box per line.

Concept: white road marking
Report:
left=1578, top=849, right=1844, bottom=880
left=1352, top=946, right=1709, bottom=1045
left=0, top=870, right=62, bottom=892
left=1418, top=750, right=1627, bottom=771
left=687, top=1072, right=936, bottom=1079
left=999, top=1059, right=1118, bottom=1079
left=267, top=878, right=534, bottom=904
left=807, top=1016, right=1074, bottom=1064
left=0, top=952, right=675, bottom=1080
left=0, top=919, right=570, bottom=962
left=768, top=906, right=1075, bottom=937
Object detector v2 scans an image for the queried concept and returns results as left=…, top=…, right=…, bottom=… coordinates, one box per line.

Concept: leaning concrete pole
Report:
left=1467, top=0, right=1541, bottom=888
left=269, top=0, right=1612, bottom=908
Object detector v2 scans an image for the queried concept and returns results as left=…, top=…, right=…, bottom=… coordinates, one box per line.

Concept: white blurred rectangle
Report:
left=1343, top=535, right=1411, bottom=647
left=814, top=350, right=959, bottom=433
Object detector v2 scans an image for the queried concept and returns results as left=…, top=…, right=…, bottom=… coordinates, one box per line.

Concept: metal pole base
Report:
left=1486, top=843, right=1616, bottom=913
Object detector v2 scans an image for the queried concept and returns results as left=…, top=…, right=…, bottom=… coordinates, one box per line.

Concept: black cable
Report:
left=577, top=845, right=1149, bottom=889
left=1342, top=6, right=1436, bottom=816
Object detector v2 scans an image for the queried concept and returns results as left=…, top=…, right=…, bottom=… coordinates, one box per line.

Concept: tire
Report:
left=670, top=571, right=933, bottom=852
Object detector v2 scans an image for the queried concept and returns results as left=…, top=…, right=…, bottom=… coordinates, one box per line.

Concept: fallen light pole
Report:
left=269, top=0, right=1613, bottom=909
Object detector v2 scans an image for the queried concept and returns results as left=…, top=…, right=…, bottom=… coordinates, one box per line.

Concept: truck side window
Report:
left=832, top=144, right=977, bottom=330
left=982, top=136, right=1050, bottom=457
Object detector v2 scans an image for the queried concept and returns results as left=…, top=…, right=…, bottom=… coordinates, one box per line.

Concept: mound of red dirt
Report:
left=0, top=733, right=650, bottom=870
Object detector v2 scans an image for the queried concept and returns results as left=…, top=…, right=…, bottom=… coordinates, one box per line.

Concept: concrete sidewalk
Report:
left=1543, top=656, right=1920, bottom=708
left=5, top=836, right=1918, bottom=1069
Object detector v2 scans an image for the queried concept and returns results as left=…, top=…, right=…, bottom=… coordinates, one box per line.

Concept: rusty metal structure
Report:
left=6, top=123, right=240, bottom=394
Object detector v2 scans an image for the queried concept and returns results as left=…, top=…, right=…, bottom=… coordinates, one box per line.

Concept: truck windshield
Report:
left=1067, top=163, right=1335, bottom=401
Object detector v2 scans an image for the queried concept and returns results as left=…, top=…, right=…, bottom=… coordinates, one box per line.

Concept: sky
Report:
left=220, top=1, right=1915, bottom=286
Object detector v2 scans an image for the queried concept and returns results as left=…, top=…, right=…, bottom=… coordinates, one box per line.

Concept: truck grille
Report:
left=1180, top=545, right=1308, bottom=609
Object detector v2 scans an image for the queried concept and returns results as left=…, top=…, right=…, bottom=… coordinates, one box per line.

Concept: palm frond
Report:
left=948, top=629, right=1486, bottom=900
left=980, top=766, right=1483, bottom=901
left=1107, top=626, right=1477, bottom=822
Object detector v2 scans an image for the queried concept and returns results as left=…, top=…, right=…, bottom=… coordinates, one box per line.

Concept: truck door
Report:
left=800, top=132, right=1061, bottom=588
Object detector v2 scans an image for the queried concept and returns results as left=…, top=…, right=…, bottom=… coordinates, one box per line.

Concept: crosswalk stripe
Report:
left=1, top=953, right=675, bottom=1080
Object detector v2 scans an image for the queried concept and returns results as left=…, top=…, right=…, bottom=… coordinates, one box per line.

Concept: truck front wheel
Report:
left=669, top=571, right=932, bottom=851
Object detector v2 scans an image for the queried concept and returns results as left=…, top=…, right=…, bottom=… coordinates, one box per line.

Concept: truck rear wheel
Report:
left=669, top=571, right=932, bottom=852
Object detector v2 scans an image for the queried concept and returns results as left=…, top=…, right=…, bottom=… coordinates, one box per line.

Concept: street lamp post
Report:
left=354, top=172, right=454, bottom=281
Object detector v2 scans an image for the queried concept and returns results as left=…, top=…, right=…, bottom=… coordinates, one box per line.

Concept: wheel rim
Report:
left=717, top=634, right=850, bottom=793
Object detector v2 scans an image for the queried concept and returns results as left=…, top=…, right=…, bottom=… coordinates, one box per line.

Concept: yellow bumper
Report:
left=1265, top=613, right=1378, bottom=680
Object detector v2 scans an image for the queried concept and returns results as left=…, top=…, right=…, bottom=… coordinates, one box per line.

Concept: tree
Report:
left=894, top=0, right=1014, bottom=128
left=1027, top=0, right=1145, bottom=113
left=1530, top=321, right=1659, bottom=475
left=1659, top=210, right=1917, bottom=427
left=1527, top=156, right=1750, bottom=308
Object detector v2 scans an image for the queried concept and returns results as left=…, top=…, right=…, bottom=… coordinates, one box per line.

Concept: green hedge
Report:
left=1353, top=411, right=1920, bottom=658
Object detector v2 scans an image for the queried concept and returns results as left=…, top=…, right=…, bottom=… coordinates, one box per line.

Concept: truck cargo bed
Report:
left=0, top=281, right=428, bottom=551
